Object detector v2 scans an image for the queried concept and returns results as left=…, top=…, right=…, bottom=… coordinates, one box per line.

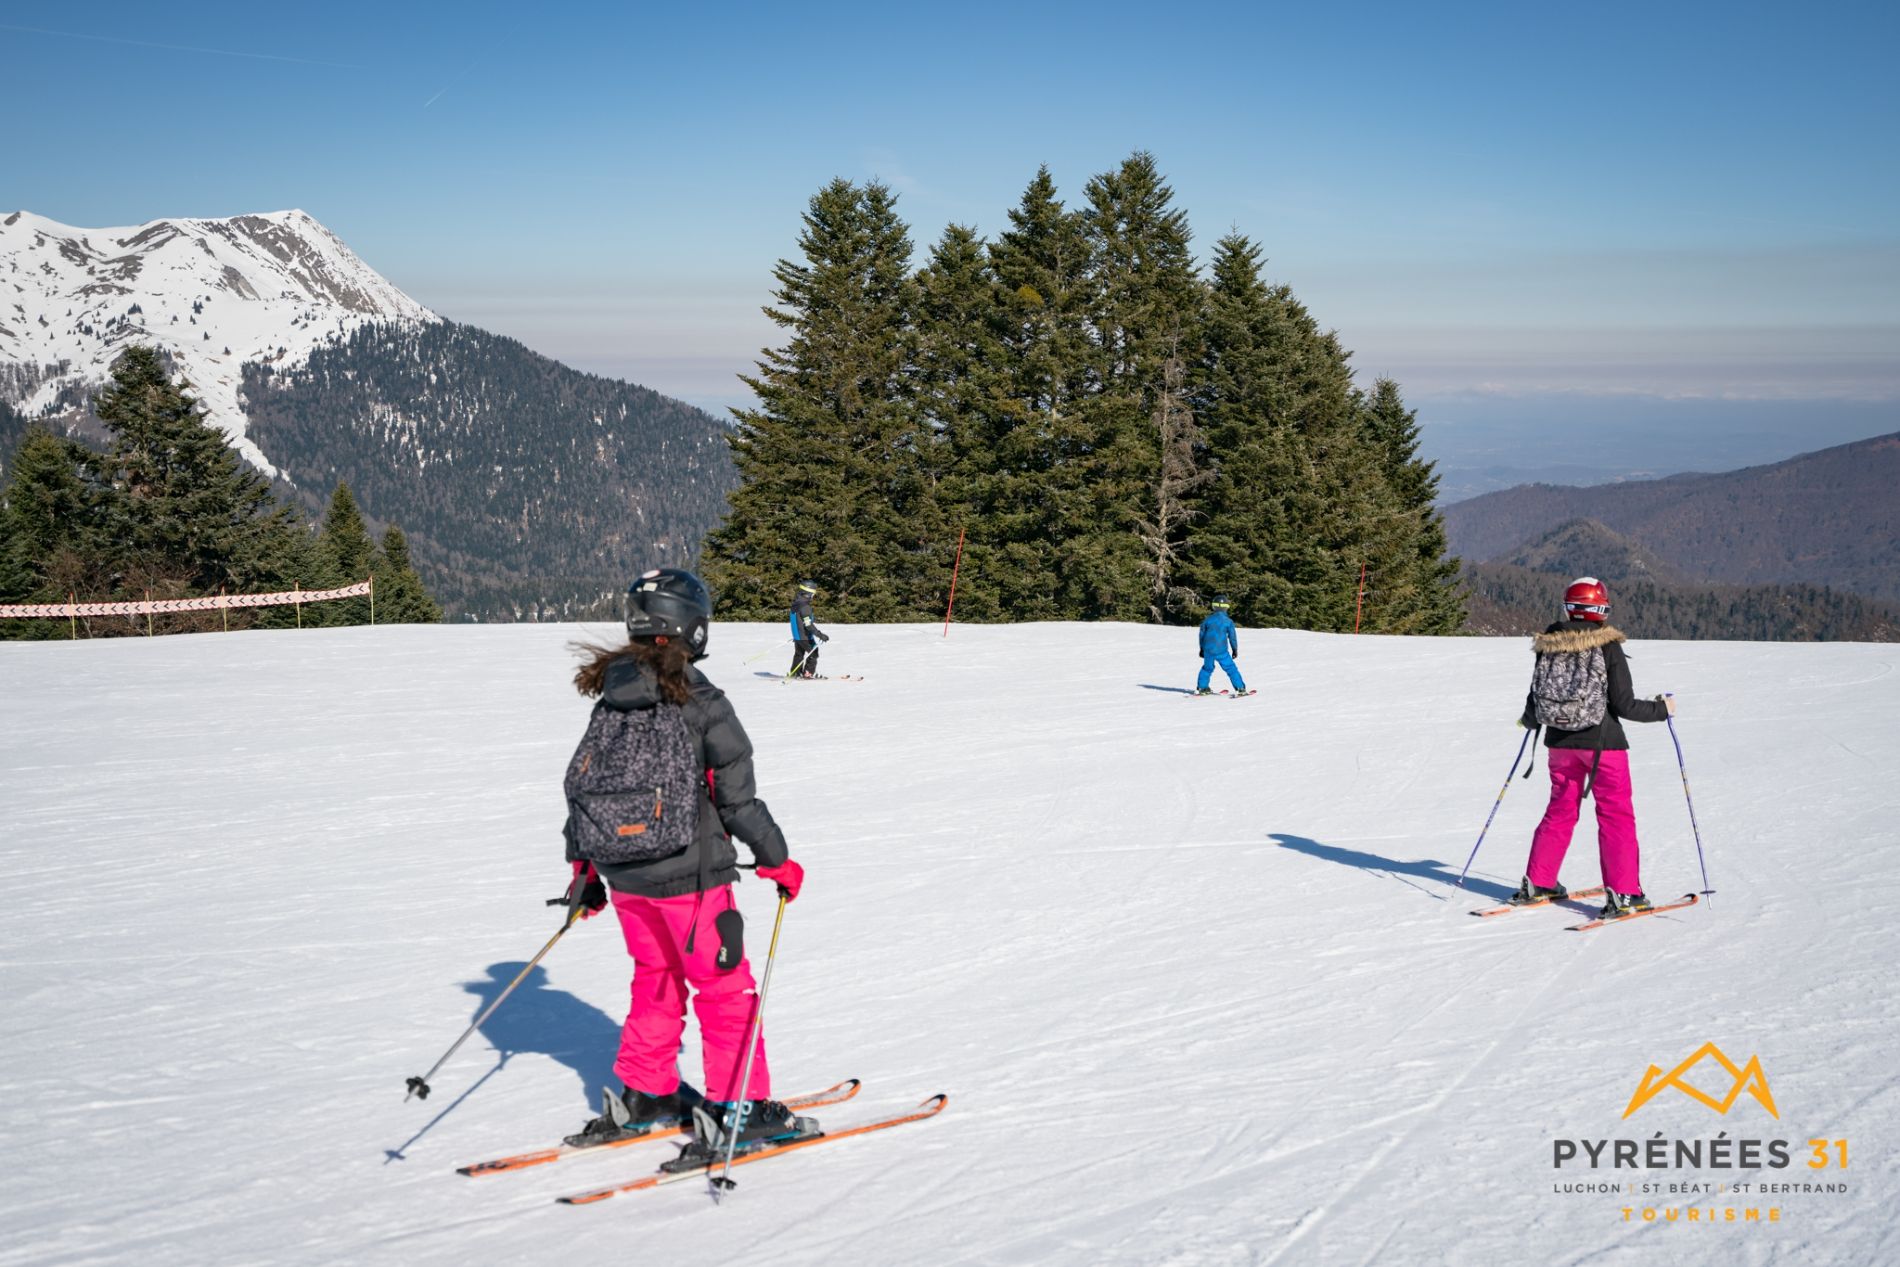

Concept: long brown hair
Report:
left=572, top=637, right=693, bottom=705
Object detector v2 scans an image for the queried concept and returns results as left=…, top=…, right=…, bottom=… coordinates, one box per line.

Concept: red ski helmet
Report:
left=1563, top=576, right=1611, bottom=622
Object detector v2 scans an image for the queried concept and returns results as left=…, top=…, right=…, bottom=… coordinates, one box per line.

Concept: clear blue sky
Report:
left=5, top=0, right=1896, bottom=484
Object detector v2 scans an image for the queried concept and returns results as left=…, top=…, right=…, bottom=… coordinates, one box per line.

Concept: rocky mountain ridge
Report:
left=1, top=209, right=435, bottom=475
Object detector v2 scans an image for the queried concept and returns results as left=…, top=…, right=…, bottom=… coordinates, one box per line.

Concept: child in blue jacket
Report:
left=1196, top=598, right=1247, bottom=695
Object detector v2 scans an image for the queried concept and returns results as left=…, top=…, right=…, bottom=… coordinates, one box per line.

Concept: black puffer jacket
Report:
left=565, top=660, right=789, bottom=898
left=1520, top=621, right=1670, bottom=751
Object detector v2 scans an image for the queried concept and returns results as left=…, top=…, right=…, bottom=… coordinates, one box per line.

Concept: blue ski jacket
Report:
left=789, top=592, right=825, bottom=643
left=1198, top=611, right=1238, bottom=657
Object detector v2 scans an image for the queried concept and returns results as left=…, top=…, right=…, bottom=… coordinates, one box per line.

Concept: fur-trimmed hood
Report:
left=1531, top=624, right=1627, bottom=654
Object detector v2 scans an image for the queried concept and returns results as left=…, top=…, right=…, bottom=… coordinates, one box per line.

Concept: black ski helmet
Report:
left=625, top=568, right=712, bottom=659
left=796, top=579, right=818, bottom=596
left=1212, top=595, right=1233, bottom=610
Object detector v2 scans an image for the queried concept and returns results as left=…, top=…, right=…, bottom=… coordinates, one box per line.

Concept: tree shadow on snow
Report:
left=1269, top=833, right=1515, bottom=903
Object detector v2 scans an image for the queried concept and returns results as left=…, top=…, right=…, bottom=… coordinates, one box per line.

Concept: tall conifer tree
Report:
left=913, top=222, right=1009, bottom=621
left=982, top=167, right=1096, bottom=619
left=1181, top=234, right=1395, bottom=631
left=1356, top=378, right=1464, bottom=632
left=316, top=481, right=377, bottom=624
left=704, top=180, right=933, bottom=620
left=0, top=427, right=114, bottom=638
left=372, top=524, right=444, bottom=623
left=1079, top=152, right=1204, bottom=621
left=95, top=346, right=303, bottom=601
left=1182, top=235, right=1296, bottom=622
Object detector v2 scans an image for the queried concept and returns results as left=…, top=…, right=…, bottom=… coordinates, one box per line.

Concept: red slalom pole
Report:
left=1353, top=562, right=1367, bottom=634
left=942, top=526, right=966, bottom=637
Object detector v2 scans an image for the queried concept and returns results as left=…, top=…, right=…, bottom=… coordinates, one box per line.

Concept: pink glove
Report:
left=568, top=860, right=607, bottom=918
left=757, top=859, right=804, bottom=902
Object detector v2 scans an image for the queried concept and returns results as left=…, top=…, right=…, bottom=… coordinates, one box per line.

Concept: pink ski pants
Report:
left=608, top=884, right=770, bottom=1102
left=1525, top=748, right=1643, bottom=894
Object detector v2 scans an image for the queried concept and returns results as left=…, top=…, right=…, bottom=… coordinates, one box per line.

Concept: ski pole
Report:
left=711, top=893, right=788, bottom=1199
left=1456, top=725, right=1536, bottom=888
left=404, top=903, right=585, bottom=1102
left=784, top=644, right=814, bottom=680
left=1665, top=696, right=1714, bottom=905
left=743, top=639, right=790, bottom=665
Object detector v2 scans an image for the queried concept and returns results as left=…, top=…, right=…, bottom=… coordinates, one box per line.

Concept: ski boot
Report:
left=1504, top=876, right=1568, bottom=906
left=563, top=1084, right=701, bottom=1148
left=661, top=1099, right=821, bottom=1173
left=1598, top=889, right=1654, bottom=920
left=1194, top=687, right=1215, bottom=696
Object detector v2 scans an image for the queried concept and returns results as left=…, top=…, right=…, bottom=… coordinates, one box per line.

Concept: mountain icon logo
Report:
left=1622, top=1043, right=1779, bottom=1120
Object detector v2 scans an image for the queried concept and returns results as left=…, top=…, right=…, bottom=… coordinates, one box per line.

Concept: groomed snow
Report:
left=1, top=622, right=1894, bottom=1265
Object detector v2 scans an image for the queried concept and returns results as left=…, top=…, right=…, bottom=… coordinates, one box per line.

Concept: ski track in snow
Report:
left=1, top=624, right=1895, bottom=1266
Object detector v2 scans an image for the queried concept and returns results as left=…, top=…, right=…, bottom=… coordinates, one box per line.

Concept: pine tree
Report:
left=95, top=346, right=305, bottom=610
left=371, top=524, right=444, bottom=623
left=1181, top=235, right=1290, bottom=623
left=1079, top=152, right=1204, bottom=621
left=704, top=180, right=933, bottom=620
left=1357, top=378, right=1465, bottom=633
left=316, top=481, right=377, bottom=624
left=982, top=166, right=1096, bottom=620
left=1179, top=234, right=1392, bottom=632
left=912, top=222, right=1010, bottom=621
left=1136, top=343, right=1210, bottom=622
left=255, top=522, right=330, bottom=631
left=0, top=427, right=114, bottom=639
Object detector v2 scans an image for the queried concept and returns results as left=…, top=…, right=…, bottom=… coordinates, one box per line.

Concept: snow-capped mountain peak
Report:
left=0, top=208, right=436, bottom=476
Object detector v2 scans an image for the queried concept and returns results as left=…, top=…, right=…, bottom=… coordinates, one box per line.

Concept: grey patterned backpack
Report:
left=563, top=703, right=701, bottom=864
left=1530, top=646, right=1608, bottom=731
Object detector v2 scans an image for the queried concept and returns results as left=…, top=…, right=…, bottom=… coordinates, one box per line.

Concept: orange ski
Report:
left=457, top=1080, right=861, bottom=1177
left=1569, top=893, right=1700, bottom=931
left=558, top=1093, right=949, bottom=1203
left=1472, top=886, right=1606, bottom=918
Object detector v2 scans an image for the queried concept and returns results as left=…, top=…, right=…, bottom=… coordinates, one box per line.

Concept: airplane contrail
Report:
left=423, top=61, right=480, bottom=109
left=0, top=22, right=364, bottom=70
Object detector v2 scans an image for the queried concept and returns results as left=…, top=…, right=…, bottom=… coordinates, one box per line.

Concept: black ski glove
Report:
left=549, top=861, right=608, bottom=919
left=817, top=631, right=830, bottom=643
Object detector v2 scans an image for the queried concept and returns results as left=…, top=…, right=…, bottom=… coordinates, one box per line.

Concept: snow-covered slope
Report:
left=0, top=209, right=435, bottom=475
left=1, top=624, right=1895, bottom=1265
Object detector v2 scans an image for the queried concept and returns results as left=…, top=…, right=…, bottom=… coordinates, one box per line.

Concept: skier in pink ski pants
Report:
left=1510, top=577, right=1675, bottom=920
left=556, top=569, right=809, bottom=1155
left=606, top=885, right=767, bottom=1101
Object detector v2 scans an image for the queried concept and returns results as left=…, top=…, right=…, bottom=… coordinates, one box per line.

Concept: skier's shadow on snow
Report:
left=1138, top=683, right=1197, bottom=695
left=1269, top=833, right=1514, bottom=902
left=463, top=962, right=622, bottom=1108
left=382, top=964, right=620, bottom=1163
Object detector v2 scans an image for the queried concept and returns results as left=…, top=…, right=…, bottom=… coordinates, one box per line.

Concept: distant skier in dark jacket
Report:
left=788, top=579, right=828, bottom=678
left=1195, top=597, right=1247, bottom=695
left=1508, top=576, right=1675, bottom=919
left=559, top=568, right=811, bottom=1157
